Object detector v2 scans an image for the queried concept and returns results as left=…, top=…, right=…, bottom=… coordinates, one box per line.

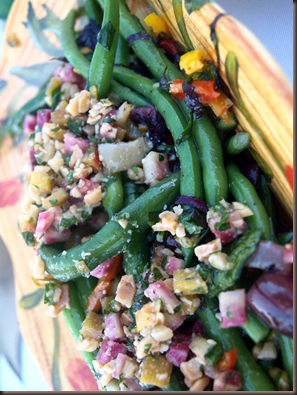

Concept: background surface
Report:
left=0, top=0, right=293, bottom=391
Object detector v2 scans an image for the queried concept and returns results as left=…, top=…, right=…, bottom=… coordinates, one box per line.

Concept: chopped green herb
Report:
left=128, top=324, right=136, bottom=332
left=44, top=282, right=58, bottom=306
left=119, top=374, right=125, bottom=385
left=32, top=184, right=40, bottom=190
left=51, top=86, right=64, bottom=110
left=177, top=339, right=183, bottom=344
left=35, top=154, right=46, bottom=166
left=108, top=297, right=118, bottom=313
left=67, top=117, right=83, bottom=137
left=185, top=277, right=195, bottom=280
left=51, top=126, right=60, bottom=132
left=226, top=307, right=233, bottom=320
left=21, top=232, right=35, bottom=246
left=88, top=135, right=98, bottom=145
left=66, top=171, right=74, bottom=184
left=102, top=117, right=116, bottom=123
left=174, top=304, right=183, bottom=314
left=144, top=343, right=152, bottom=354
left=28, top=217, right=34, bottom=224
left=86, top=147, right=91, bottom=155
left=191, top=286, right=205, bottom=293
left=49, top=199, right=58, bottom=205
left=81, top=210, right=92, bottom=221
left=159, top=154, right=164, bottom=162
left=130, top=166, right=139, bottom=174
left=214, top=221, right=231, bottom=231
left=60, top=216, right=77, bottom=229
left=64, top=154, right=71, bottom=166
left=149, top=355, right=160, bottom=361
left=58, top=170, right=64, bottom=178
left=153, top=267, right=163, bottom=281
left=28, top=132, right=36, bottom=140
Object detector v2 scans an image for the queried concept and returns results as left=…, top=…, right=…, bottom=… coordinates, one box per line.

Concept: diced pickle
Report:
left=31, top=171, right=52, bottom=194
left=42, top=188, right=68, bottom=210
left=139, top=355, right=173, bottom=388
left=80, top=311, right=104, bottom=340
left=173, top=268, right=208, bottom=295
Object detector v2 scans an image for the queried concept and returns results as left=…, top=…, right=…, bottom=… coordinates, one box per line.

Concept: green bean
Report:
left=277, top=231, right=293, bottom=246
left=85, top=0, right=103, bottom=25
left=39, top=172, right=180, bottom=282
left=241, top=307, right=270, bottom=344
left=74, top=276, right=98, bottom=310
left=123, top=228, right=150, bottom=283
left=122, top=183, right=150, bottom=282
left=227, top=162, right=272, bottom=241
left=113, top=66, right=203, bottom=199
left=102, top=173, right=124, bottom=219
left=217, top=111, right=237, bottom=132
left=115, top=34, right=130, bottom=66
left=7, top=88, right=47, bottom=135
left=63, top=282, right=96, bottom=375
left=257, top=174, right=277, bottom=230
left=224, top=132, right=251, bottom=156
left=88, top=0, right=119, bottom=98
left=123, top=181, right=146, bottom=207
left=60, top=10, right=90, bottom=79
left=193, top=113, right=228, bottom=207
left=196, top=307, right=275, bottom=391
left=278, top=333, right=293, bottom=389
left=109, top=80, right=151, bottom=107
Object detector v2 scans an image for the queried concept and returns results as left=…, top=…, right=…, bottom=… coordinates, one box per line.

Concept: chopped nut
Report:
left=69, top=144, right=84, bottom=168
left=78, top=90, right=91, bottom=113
left=66, top=93, right=80, bottom=116
left=180, top=357, right=203, bottom=387
left=115, top=275, right=136, bottom=308
left=151, top=325, right=173, bottom=342
left=84, top=186, right=103, bottom=207
left=194, top=238, right=222, bottom=262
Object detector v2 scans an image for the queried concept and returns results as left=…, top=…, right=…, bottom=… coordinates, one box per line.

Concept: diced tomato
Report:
left=169, top=80, right=185, bottom=101
left=285, top=165, right=293, bottom=191
left=218, top=347, right=237, bottom=371
left=158, top=38, right=180, bottom=55
left=191, top=79, right=220, bottom=103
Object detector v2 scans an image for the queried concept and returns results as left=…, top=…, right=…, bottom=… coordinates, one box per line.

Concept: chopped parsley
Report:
left=144, top=343, right=152, bottom=354
left=153, top=267, right=163, bottom=281
left=159, top=154, right=164, bottom=162
left=102, top=117, right=116, bottom=123
left=66, top=171, right=74, bottom=184
left=51, top=126, right=60, bottom=132
left=67, top=117, right=83, bottom=137
left=60, top=216, right=77, bottom=229
left=130, top=166, right=139, bottom=174
left=28, top=217, right=34, bottom=224
left=64, top=154, right=71, bottom=166
left=49, top=199, right=58, bottom=205
left=226, top=307, right=233, bottom=320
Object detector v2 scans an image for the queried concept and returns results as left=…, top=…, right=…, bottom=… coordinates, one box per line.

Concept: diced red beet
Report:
left=165, top=256, right=184, bottom=275
left=90, top=258, right=114, bottom=278
left=53, top=63, right=85, bottom=87
left=64, top=131, right=89, bottom=154
left=23, top=114, right=36, bottom=135
left=43, top=226, right=71, bottom=244
left=35, top=211, right=55, bottom=239
left=49, top=207, right=63, bottom=229
left=112, top=353, right=127, bottom=379
left=145, top=280, right=180, bottom=312
left=164, top=311, right=185, bottom=331
left=105, top=313, right=125, bottom=341
left=193, top=318, right=207, bottom=338
left=208, top=210, right=247, bottom=245
left=76, top=178, right=99, bottom=195
left=219, top=289, right=246, bottom=328
left=121, top=377, right=143, bottom=391
left=37, top=109, right=52, bottom=128
left=213, top=370, right=242, bottom=391
left=166, top=334, right=191, bottom=367
left=28, top=146, right=37, bottom=170
left=142, top=151, right=171, bottom=186
left=96, top=339, right=127, bottom=364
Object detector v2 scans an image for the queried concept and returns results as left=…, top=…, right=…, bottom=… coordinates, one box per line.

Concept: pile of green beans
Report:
left=20, top=0, right=292, bottom=391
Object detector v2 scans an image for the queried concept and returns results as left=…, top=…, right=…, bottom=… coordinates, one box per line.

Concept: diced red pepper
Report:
left=169, top=80, right=185, bottom=101
left=191, top=79, right=220, bottom=103
left=158, top=38, right=180, bottom=55
left=218, top=347, right=238, bottom=371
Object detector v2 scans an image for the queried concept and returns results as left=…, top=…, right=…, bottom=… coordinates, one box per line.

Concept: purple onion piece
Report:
left=174, top=195, right=208, bottom=213
left=166, top=236, right=179, bottom=247
left=247, top=271, right=293, bottom=338
left=242, top=162, right=259, bottom=187
left=183, top=84, right=204, bottom=119
left=245, top=240, right=293, bottom=274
